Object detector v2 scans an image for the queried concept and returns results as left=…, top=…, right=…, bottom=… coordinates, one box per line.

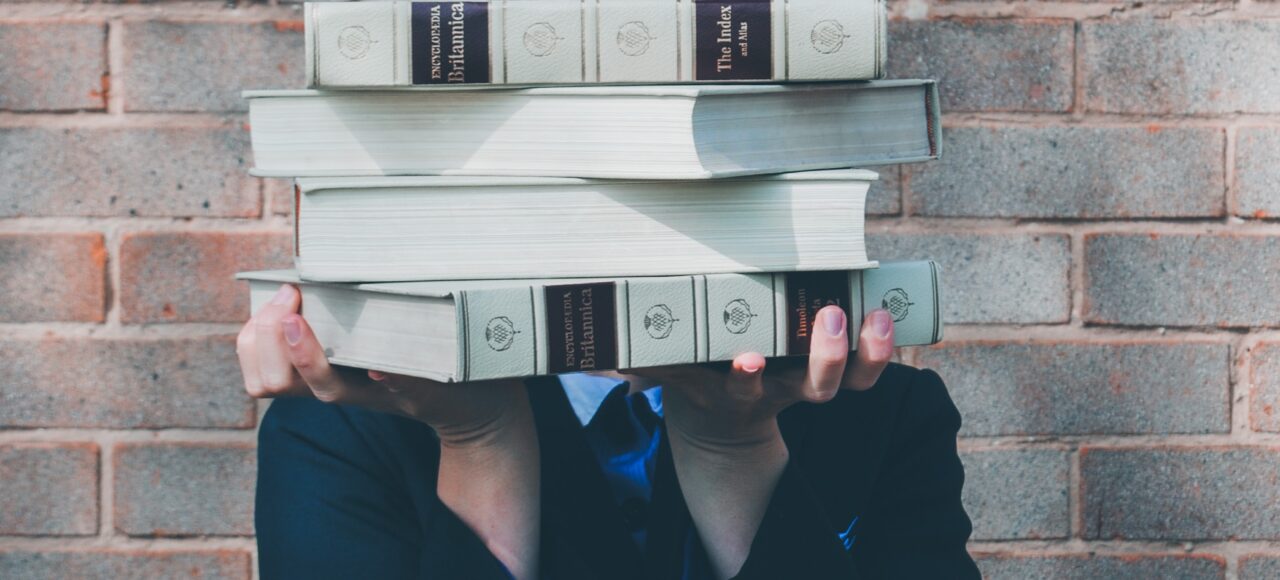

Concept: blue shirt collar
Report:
left=558, top=372, right=663, bottom=426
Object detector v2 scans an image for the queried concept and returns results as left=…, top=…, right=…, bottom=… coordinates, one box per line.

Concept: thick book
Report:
left=240, top=261, right=942, bottom=382
left=304, top=0, right=886, bottom=88
left=246, top=80, right=940, bottom=179
left=290, top=170, right=876, bottom=282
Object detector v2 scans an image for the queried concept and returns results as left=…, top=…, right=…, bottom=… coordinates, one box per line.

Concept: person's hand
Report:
left=629, top=305, right=894, bottom=579
left=632, top=305, right=895, bottom=450
left=236, top=284, right=530, bottom=447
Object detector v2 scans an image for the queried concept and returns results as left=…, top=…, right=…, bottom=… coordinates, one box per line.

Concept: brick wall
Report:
left=0, top=1, right=1275, bottom=579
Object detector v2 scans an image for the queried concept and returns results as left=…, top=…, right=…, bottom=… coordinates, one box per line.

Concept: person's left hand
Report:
left=629, top=305, right=894, bottom=451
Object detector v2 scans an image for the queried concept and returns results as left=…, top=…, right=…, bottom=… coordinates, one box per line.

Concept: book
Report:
left=246, top=80, right=940, bottom=179
left=289, top=170, right=876, bottom=282
left=239, top=261, right=942, bottom=382
left=304, top=0, right=886, bottom=88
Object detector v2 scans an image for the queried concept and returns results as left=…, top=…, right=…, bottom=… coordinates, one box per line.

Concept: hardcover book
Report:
left=290, top=170, right=876, bottom=282
left=304, top=0, right=886, bottom=87
left=240, top=261, right=942, bottom=382
left=245, top=80, right=940, bottom=179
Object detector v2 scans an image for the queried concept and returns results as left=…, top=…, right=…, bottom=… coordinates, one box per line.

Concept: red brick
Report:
left=1236, top=128, right=1280, bottom=219
left=976, top=554, right=1225, bottom=579
left=1084, top=20, right=1280, bottom=114
left=907, top=126, right=1225, bottom=219
left=919, top=342, right=1229, bottom=436
left=1240, top=555, right=1280, bottom=580
left=961, top=449, right=1069, bottom=540
left=120, top=231, right=292, bottom=323
left=0, top=233, right=106, bottom=322
left=1085, top=234, right=1280, bottom=328
left=0, top=126, right=258, bottom=218
left=888, top=20, right=1073, bottom=112
left=0, top=550, right=250, bottom=580
left=0, top=336, right=254, bottom=429
left=0, top=23, right=106, bottom=111
left=123, top=21, right=304, bottom=112
left=263, top=178, right=295, bottom=216
left=1249, top=342, right=1280, bottom=432
left=867, top=166, right=901, bottom=216
left=113, top=443, right=255, bottom=537
left=1081, top=447, right=1280, bottom=540
left=0, top=443, right=98, bottom=536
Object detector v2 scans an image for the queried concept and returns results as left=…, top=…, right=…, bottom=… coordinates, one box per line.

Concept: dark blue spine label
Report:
left=694, top=0, right=772, bottom=81
left=412, top=2, right=491, bottom=84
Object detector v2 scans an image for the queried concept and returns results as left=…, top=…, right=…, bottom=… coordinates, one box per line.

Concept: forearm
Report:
left=668, top=421, right=789, bottom=580
left=436, top=392, right=541, bottom=580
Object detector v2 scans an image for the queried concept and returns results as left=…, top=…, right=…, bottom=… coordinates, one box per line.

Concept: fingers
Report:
left=798, top=305, right=850, bottom=403
left=253, top=285, right=309, bottom=396
left=281, top=313, right=374, bottom=405
left=846, top=309, right=894, bottom=391
left=725, top=353, right=766, bottom=401
left=235, top=317, right=264, bottom=397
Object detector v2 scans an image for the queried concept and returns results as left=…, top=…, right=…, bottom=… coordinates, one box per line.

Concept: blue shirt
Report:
left=559, top=373, right=663, bottom=550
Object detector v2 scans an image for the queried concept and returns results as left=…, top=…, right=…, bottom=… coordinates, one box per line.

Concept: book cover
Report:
left=305, top=0, right=886, bottom=87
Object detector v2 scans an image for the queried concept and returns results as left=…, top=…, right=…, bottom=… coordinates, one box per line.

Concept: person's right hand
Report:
left=236, top=284, right=531, bottom=447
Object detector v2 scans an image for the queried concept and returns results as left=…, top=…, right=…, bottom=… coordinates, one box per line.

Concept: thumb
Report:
left=725, top=352, right=766, bottom=401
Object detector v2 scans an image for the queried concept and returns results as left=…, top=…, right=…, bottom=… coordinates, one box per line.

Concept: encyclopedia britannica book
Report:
left=288, top=169, right=876, bottom=283
left=240, top=261, right=941, bottom=382
left=245, top=80, right=939, bottom=179
left=304, top=0, right=886, bottom=87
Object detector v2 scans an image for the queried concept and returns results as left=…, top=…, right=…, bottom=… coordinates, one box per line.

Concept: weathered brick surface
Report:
left=264, top=177, right=295, bottom=216
left=1085, top=234, right=1280, bottom=328
left=867, top=233, right=1071, bottom=324
left=1084, top=20, right=1280, bottom=114
left=867, top=166, right=901, bottom=216
left=908, top=127, right=1225, bottom=219
left=1081, top=447, right=1280, bottom=540
left=0, top=337, right=254, bottom=429
left=887, top=20, right=1073, bottom=112
left=120, top=231, right=292, bottom=323
left=0, top=551, right=251, bottom=580
left=114, top=443, right=255, bottom=536
left=961, top=449, right=1069, bottom=540
left=919, top=342, right=1229, bottom=436
left=124, top=21, right=303, bottom=112
left=1250, top=342, right=1280, bottom=432
left=0, top=233, right=106, bottom=322
left=976, top=554, right=1226, bottom=580
left=0, top=127, right=258, bottom=217
left=0, top=23, right=106, bottom=111
left=1236, top=128, right=1280, bottom=219
left=1240, top=556, right=1280, bottom=580
left=0, top=444, right=98, bottom=536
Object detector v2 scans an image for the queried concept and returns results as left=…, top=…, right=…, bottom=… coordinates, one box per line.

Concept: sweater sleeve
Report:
left=730, top=366, right=980, bottom=580
left=255, top=397, right=518, bottom=580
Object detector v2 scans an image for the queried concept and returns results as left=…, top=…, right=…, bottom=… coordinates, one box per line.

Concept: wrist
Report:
left=430, top=387, right=535, bottom=451
left=667, top=417, right=787, bottom=465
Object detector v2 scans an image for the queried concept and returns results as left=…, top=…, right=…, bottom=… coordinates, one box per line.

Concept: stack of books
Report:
left=238, top=0, right=944, bottom=383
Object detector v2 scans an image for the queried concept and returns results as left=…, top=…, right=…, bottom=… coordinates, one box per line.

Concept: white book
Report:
left=304, top=0, right=886, bottom=87
left=240, top=261, right=942, bottom=382
left=289, top=170, right=876, bottom=282
left=246, top=80, right=940, bottom=179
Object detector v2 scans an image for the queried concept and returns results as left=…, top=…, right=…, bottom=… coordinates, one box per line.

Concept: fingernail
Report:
left=368, top=370, right=386, bottom=382
left=282, top=316, right=302, bottom=345
left=870, top=309, right=892, bottom=339
left=741, top=363, right=761, bottom=374
left=270, top=285, right=292, bottom=305
left=821, top=307, right=846, bottom=338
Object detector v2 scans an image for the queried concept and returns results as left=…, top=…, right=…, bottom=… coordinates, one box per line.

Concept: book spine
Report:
left=457, top=261, right=940, bottom=381
left=305, top=0, right=886, bottom=88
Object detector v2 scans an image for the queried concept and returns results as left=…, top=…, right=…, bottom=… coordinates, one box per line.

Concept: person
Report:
left=239, top=284, right=980, bottom=579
